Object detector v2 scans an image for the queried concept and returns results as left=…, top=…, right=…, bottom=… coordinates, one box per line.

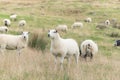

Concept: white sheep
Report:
left=84, top=17, right=92, bottom=23
left=0, top=31, right=29, bottom=55
left=80, top=40, right=98, bottom=60
left=3, top=19, right=11, bottom=27
left=18, top=20, right=26, bottom=27
left=71, top=22, right=83, bottom=28
left=48, top=29, right=79, bottom=69
left=10, top=14, right=17, bottom=21
left=55, top=24, right=68, bottom=32
left=105, top=20, right=110, bottom=25
left=0, top=26, right=8, bottom=33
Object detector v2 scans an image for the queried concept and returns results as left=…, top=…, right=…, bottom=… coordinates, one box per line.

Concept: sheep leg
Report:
left=60, top=57, right=64, bottom=70
left=54, top=56, right=57, bottom=70
left=84, top=53, right=87, bottom=61
left=67, top=57, right=70, bottom=69
left=0, top=45, right=6, bottom=55
left=90, top=53, right=93, bottom=61
left=74, top=53, right=79, bottom=64
left=17, top=49, right=21, bottom=56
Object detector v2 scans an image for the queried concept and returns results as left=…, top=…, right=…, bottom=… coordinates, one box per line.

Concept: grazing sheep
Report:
left=71, top=22, right=83, bottom=28
left=105, top=20, right=110, bottom=25
left=55, top=25, right=68, bottom=32
left=3, top=19, right=11, bottom=27
left=18, top=20, right=26, bottom=27
left=0, top=26, right=8, bottom=33
left=48, top=29, right=79, bottom=69
left=84, top=17, right=92, bottom=23
left=114, top=40, right=120, bottom=46
left=80, top=40, right=98, bottom=60
left=10, top=14, right=17, bottom=21
left=0, top=31, right=29, bottom=55
left=96, top=20, right=111, bottom=29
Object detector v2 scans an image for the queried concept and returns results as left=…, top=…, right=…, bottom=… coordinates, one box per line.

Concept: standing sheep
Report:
left=3, top=19, right=11, bottom=27
left=48, top=29, right=79, bottom=69
left=10, top=14, right=17, bottom=21
left=84, top=17, right=92, bottom=23
left=71, top=22, right=83, bottom=29
left=0, top=31, right=29, bottom=55
left=55, top=24, right=68, bottom=32
left=80, top=40, right=98, bottom=60
left=18, top=20, right=26, bottom=27
left=0, top=26, right=8, bottom=33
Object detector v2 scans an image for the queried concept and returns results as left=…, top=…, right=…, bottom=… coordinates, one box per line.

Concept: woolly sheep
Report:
left=84, top=17, right=92, bottom=23
left=71, top=22, right=83, bottom=28
left=114, top=40, right=120, bottom=46
left=0, top=26, right=8, bottom=33
left=96, top=20, right=110, bottom=29
left=48, top=29, right=79, bottom=69
left=10, top=14, right=17, bottom=21
left=0, top=31, right=29, bottom=55
left=80, top=40, right=98, bottom=60
left=3, top=19, right=11, bottom=27
left=18, top=20, right=26, bottom=27
left=105, top=20, right=110, bottom=25
left=55, top=25, right=68, bottom=32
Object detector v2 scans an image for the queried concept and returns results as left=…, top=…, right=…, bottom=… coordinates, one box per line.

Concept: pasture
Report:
left=0, top=0, right=120, bottom=80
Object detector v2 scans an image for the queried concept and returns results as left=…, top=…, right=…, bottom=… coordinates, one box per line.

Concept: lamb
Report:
left=55, top=24, right=68, bottom=32
left=10, top=14, right=17, bottom=21
left=18, top=20, right=26, bottom=27
left=3, top=19, right=11, bottom=27
left=0, top=26, right=8, bottom=33
left=71, top=22, right=83, bottom=28
left=0, top=31, right=29, bottom=55
left=48, top=29, right=79, bottom=69
left=84, top=17, right=92, bottom=23
left=80, top=40, right=98, bottom=60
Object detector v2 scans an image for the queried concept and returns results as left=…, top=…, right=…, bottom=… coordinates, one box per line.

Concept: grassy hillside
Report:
left=0, top=0, right=120, bottom=80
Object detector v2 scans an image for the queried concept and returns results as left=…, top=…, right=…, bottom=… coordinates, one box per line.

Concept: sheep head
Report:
left=48, top=29, right=59, bottom=39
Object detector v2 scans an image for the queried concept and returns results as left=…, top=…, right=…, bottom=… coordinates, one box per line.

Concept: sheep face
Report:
left=21, top=32, right=29, bottom=40
left=48, top=29, right=58, bottom=39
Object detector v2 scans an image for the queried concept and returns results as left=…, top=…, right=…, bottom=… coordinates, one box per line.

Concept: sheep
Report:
left=48, top=29, right=79, bottom=69
left=3, top=19, right=11, bottom=27
left=114, top=40, right=120, bottom=46
left=84, top=17, right=92, bottom=23
left=10, top=14, right=17, bottom=21
left=105, top=20, right=110, bottom=26
left=80, top=40, right=98, bottom=61
left=71, top=22, right=83, bottom=29
left=0, top=31, right=29, bottom=55
left=0, top=26, right=8, bottom=33
left=18, top=20, right=26, bottom=27
left=55, top=25, right=68, bottom=32
left=96, top=20, right=110, bottom=29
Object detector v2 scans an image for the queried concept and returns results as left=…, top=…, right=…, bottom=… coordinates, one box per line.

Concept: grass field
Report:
left=0, top=0, right=120, bottom=80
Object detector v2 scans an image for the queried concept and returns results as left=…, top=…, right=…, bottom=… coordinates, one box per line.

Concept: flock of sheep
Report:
left=48, top=17, right=99, bottom=69
left=0, top=13, right=119, bottom=70
left=48, top=17, right=120, bottom=69
left=0, top=14, right=28, bottom=55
